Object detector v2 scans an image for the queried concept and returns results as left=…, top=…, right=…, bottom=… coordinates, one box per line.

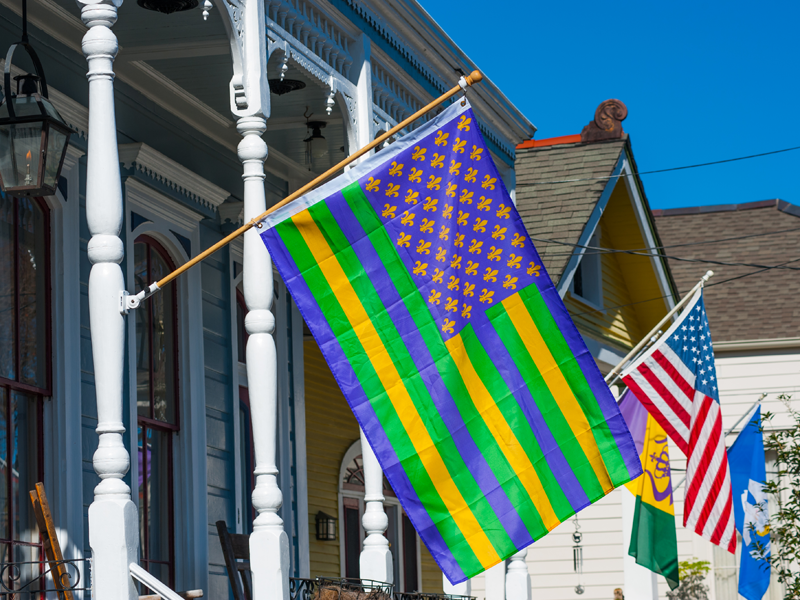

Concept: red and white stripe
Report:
left=622, top=325, right=736, bottom=553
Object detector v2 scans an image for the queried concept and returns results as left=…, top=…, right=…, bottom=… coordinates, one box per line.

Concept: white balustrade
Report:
left=78, top=1, right=139, bottom=599
left=443, top=575, right=471, bottom=596
left=506, top=549, right=532, bottom=600
left=358, top=429, right=392, bottom=585
left=238, top=115, right=290, bottom=600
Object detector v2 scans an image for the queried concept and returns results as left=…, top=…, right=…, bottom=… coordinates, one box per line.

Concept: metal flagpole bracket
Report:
left=458, top=76, right=468, bottom=106
left=120, top=283, right=160, bottom=314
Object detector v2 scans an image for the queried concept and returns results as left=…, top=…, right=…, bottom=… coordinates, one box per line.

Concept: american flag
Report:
left=621, top=290, right=736, bottom=553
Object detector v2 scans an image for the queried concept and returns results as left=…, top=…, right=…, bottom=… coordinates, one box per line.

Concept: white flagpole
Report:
left=606, top=329, right=663, bottom=390
left=604, top=270, right=714, bottom=383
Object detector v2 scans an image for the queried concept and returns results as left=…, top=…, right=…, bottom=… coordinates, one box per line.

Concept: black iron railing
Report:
left=0, top=558, right=91, bottom=597
left=395, top=594, right=475, bottom=600
left=289, top=577, right=319, bottom=600
left=290, top=577, right=394, bottom=600
left=289, top=578, right=474, bottom=600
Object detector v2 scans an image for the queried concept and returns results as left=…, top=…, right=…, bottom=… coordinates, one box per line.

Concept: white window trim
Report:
left=125, top=180, right=208, bottom=593
left=42, top=144, right=86, bottom=583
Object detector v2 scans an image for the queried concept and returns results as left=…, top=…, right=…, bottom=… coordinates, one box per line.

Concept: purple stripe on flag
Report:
left=538, top=284, right=641, bottom=478
left=261, top=225, right=467, bottom=581
left=617, top=388, right=648, bottom=456
left=470, top=310, right=591, bottom=512
left=325, top=191, right=533, bottom=549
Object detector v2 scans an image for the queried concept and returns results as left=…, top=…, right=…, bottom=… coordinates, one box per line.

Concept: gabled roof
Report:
left=515, top=137, right=627, bottom=279
left=653, top=200, right=800, bottom=343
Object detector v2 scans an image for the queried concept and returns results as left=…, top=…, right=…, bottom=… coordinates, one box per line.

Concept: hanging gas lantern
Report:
left=0, top=16, right=71, bottom=198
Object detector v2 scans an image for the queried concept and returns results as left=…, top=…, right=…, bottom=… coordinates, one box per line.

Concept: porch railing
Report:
left=394, top=594, right=475, bottom=600
left=289, top=579, right=474, bottom=600
left=0, top=558, right=91, bottom=598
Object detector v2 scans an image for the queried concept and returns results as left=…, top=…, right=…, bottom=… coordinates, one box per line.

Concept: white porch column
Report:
left=239, top=116, right=290, bottom=599
left=359, top=428, right=392, bottom=584
left=622, top=489, right=658, bottom=599
left=443, top=575, right=471, bottom=596
left=484, top=560, right=507, bottom=600
left=506, top=549, right=531, bottom=600
left=612, top=383, right=658, bottom=600
left=78, top=1, right=139, bottom=599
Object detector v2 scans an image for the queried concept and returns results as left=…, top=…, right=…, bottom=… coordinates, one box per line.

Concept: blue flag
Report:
left=728, top=405, right=771, bottom=600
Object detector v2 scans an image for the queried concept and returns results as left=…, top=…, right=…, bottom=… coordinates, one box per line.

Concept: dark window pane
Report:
left=236, top=297, right=246, bottom=364
left=149, top=248, right=175, bottom=425
left=0, top=197, right=15, bottom=380
left=573, top=260, right=584, bottom=298
left=146, top=429, right=171, bottom=565
left=11, top=391, right=38, bottom=544
left=17, top=199, right=47, bottom=388
left=402, top=513, right=418, bottom=592
left=0, top=388, right=7, bottom=540
left=344, top=504, right=360, bottom=579
left=135, top=243, right=150, bottom=418
left=385, top=504, right=400, bottom=589
left=239, top=400, right=253, bottom=533
left=138, top=425, right=146, bottom=552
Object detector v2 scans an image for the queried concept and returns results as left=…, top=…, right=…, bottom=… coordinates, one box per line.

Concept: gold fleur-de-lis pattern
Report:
left=359, top=106, right=548, bottom=341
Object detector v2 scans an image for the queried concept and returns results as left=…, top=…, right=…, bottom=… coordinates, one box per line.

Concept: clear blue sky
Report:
left=420, top=0, right=799, bottom=209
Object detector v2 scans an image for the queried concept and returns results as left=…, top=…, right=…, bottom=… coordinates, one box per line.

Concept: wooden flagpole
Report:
left=127, top=70, right=484, bottom=309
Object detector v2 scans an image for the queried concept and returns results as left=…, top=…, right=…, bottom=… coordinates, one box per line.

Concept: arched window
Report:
left=0, top=193, right=48, bottom=569
left=339, top=441, right=419, bottom=591
left=134, top=235, right=179, bottom=587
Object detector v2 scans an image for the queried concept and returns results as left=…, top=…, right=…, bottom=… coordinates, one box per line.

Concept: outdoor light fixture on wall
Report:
left=315, top=511, right=337, bottom=541
left=0, top=0, right=71, bottom=197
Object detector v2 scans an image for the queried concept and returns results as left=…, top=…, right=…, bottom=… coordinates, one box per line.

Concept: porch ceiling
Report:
left=47, top=0, right=345, bottom=179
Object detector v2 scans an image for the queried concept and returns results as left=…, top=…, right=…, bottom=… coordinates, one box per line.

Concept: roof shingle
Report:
left=515, top=139, right=626, bottom=279
left=653, top=200, right=800, bottom=343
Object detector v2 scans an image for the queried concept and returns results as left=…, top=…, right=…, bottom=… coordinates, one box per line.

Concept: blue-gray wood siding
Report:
left=200, top=221, right=237, bottom=600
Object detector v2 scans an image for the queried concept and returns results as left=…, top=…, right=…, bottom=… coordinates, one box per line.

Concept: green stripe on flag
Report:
left=517, top=284, right=631, bottom=484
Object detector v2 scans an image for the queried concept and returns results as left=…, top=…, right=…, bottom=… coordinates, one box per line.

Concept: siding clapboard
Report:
left=305, top=339, right=360, bottom=577
left=200, top=222, right=237, bottom=600
left=304, top=339, right=443, bottom=592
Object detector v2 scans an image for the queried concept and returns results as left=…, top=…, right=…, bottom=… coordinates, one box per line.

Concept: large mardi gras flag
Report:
left=260, top=99, right=641, bottom=583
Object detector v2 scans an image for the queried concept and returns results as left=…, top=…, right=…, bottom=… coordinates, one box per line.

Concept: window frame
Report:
left=569, top=229, right=604, bottom=309
left=0, top=195, right=52, bottom=396
left=338, top=440, right=420, bottom=591
left=0, top=194, right=50, bottom=587
left=133, top=234, right=180, bottom=588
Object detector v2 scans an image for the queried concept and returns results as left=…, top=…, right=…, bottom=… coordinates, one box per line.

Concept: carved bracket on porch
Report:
left=213, top=0, right=270, bottom=118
